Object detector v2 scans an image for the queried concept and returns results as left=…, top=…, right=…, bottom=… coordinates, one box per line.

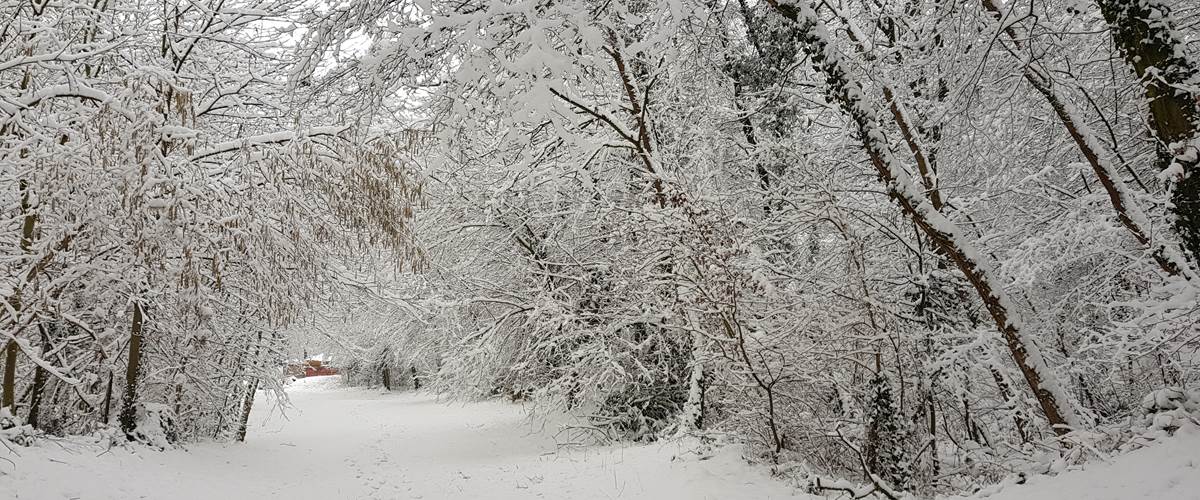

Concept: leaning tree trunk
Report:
left=764, top=0, right=1079, bottom=435
left=119, top=301, right=145, bottom=436
left=979, top=0, right=1193, bottom=278
left=101, top=371, right=114, bottom=424
left=234, top=332, right=264, bottom=442
left=1097, top=0, right=1200, bottom=262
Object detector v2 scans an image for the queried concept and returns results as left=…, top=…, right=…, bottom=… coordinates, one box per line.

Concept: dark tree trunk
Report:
left=119, top=301, right=144, bottom=436
left=101, top=371, right=114, bottom=424
left=26, top=325, right=51, bottom=428
left=3, top=179, right=37, bottom=414
left=380, top=347, right=392, bottom=391
left=0, top=340, right=14, bottom=410
left=1, top=341, right=15, bottom=413
left=1098, top=0, right=1200, bottom=261
left=26, top=363, right=47, bottom=428
left=926, top=393, right=939, bottom=478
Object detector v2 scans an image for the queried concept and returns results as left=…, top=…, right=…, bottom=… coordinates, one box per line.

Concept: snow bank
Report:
left=949, top=428, right=1200, bottom=500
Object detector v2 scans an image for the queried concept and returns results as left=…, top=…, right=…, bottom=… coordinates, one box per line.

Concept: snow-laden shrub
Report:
left=0, top=408, right=38, bottom=447
left=1135, top=387, right=1200, bottom=438
left=129, top=403, right=179, bottom=449
left=593, top=382, right=688, bottom=442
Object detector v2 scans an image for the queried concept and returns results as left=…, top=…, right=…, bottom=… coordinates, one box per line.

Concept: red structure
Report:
left=286, top=357, right=339, bottom=378
left=304, top=359, right=339, bottom=377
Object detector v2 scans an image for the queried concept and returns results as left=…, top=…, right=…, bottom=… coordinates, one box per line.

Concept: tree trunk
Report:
left=1097, top=0, right=1200, bottom=262
left=26, top=362, right=48, bottom=428
left=829, top=7, right=944, bottom=211
left=926, top=393, right=939, bottom=478
left=764, top=0, right=1079, bottom=434
left=2, top=179, right=37, bottom=414
left=679, top=322, right=706, bottom=433
left=980, top=0, right=1193, bottom=277
left=234, top=379, right=258, bottom=442
left=1, top=341, right=15, bottom=413
left=119, top=301, right=144, bottom=436
left=232, top=331, right=264, bottom=441
left=101, top=371, right=114, bottom=424
left=26, top=325, right=51, bottom=429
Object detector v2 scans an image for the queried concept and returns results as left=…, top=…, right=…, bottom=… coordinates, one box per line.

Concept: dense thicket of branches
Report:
left=0, top=0, right=421, bottom=445
left=4, top=0, right=1199, bottom=495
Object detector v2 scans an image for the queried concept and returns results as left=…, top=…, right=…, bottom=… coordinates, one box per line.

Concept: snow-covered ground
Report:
left=0, top=377, right=807, bottom=499
left=951, top=429, right=1200, bottom=500
left=5, top=377, right=1199, bottom=499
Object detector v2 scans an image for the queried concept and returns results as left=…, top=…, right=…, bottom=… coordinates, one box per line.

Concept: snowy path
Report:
left=2, top=377, right=806, bottom=499
left=6, top=377, right=1200, bottom=499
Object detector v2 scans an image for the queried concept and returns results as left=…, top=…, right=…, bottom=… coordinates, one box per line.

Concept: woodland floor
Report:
left=0, top=377, right=806, bottom=499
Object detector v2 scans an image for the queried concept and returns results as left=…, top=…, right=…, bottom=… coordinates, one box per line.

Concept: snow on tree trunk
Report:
left=981, top=0, right=1194, bottom=279
left=678, top=323, right=706, bottom=434
left=1097, top=0, right=1200, bottom=263
left=235, top=379, right=258, bottom=443
left=26, top=326, right=51, bottom=429
left=3, top=178, right=37, bottom=414
left=764, top=0, right=1080, bottom=434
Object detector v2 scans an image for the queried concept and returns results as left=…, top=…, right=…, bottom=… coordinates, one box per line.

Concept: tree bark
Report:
left=1, top=341, right=15, bottom=413
left=234, top=379, right=258, bottom=442
left=981, top=0, right=1193, bottom=278
left=1097, top=0, right=1200, bottom=262
left=828, top=5, right=944, bottom=211
left=119, top=301, right=144, bottom=436
left=234, top=332, right=264, bottom=441
left=764, top=0, right=1079, bottom=434
left=101, top=371, right=114, bottom=424
left=2, top=178, right=37, bottom=414
left=26, top=325, right=51, bottom=429
left=26, top=360, right=48, bottom=428
left=679, top=318, right=706, bottom=433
